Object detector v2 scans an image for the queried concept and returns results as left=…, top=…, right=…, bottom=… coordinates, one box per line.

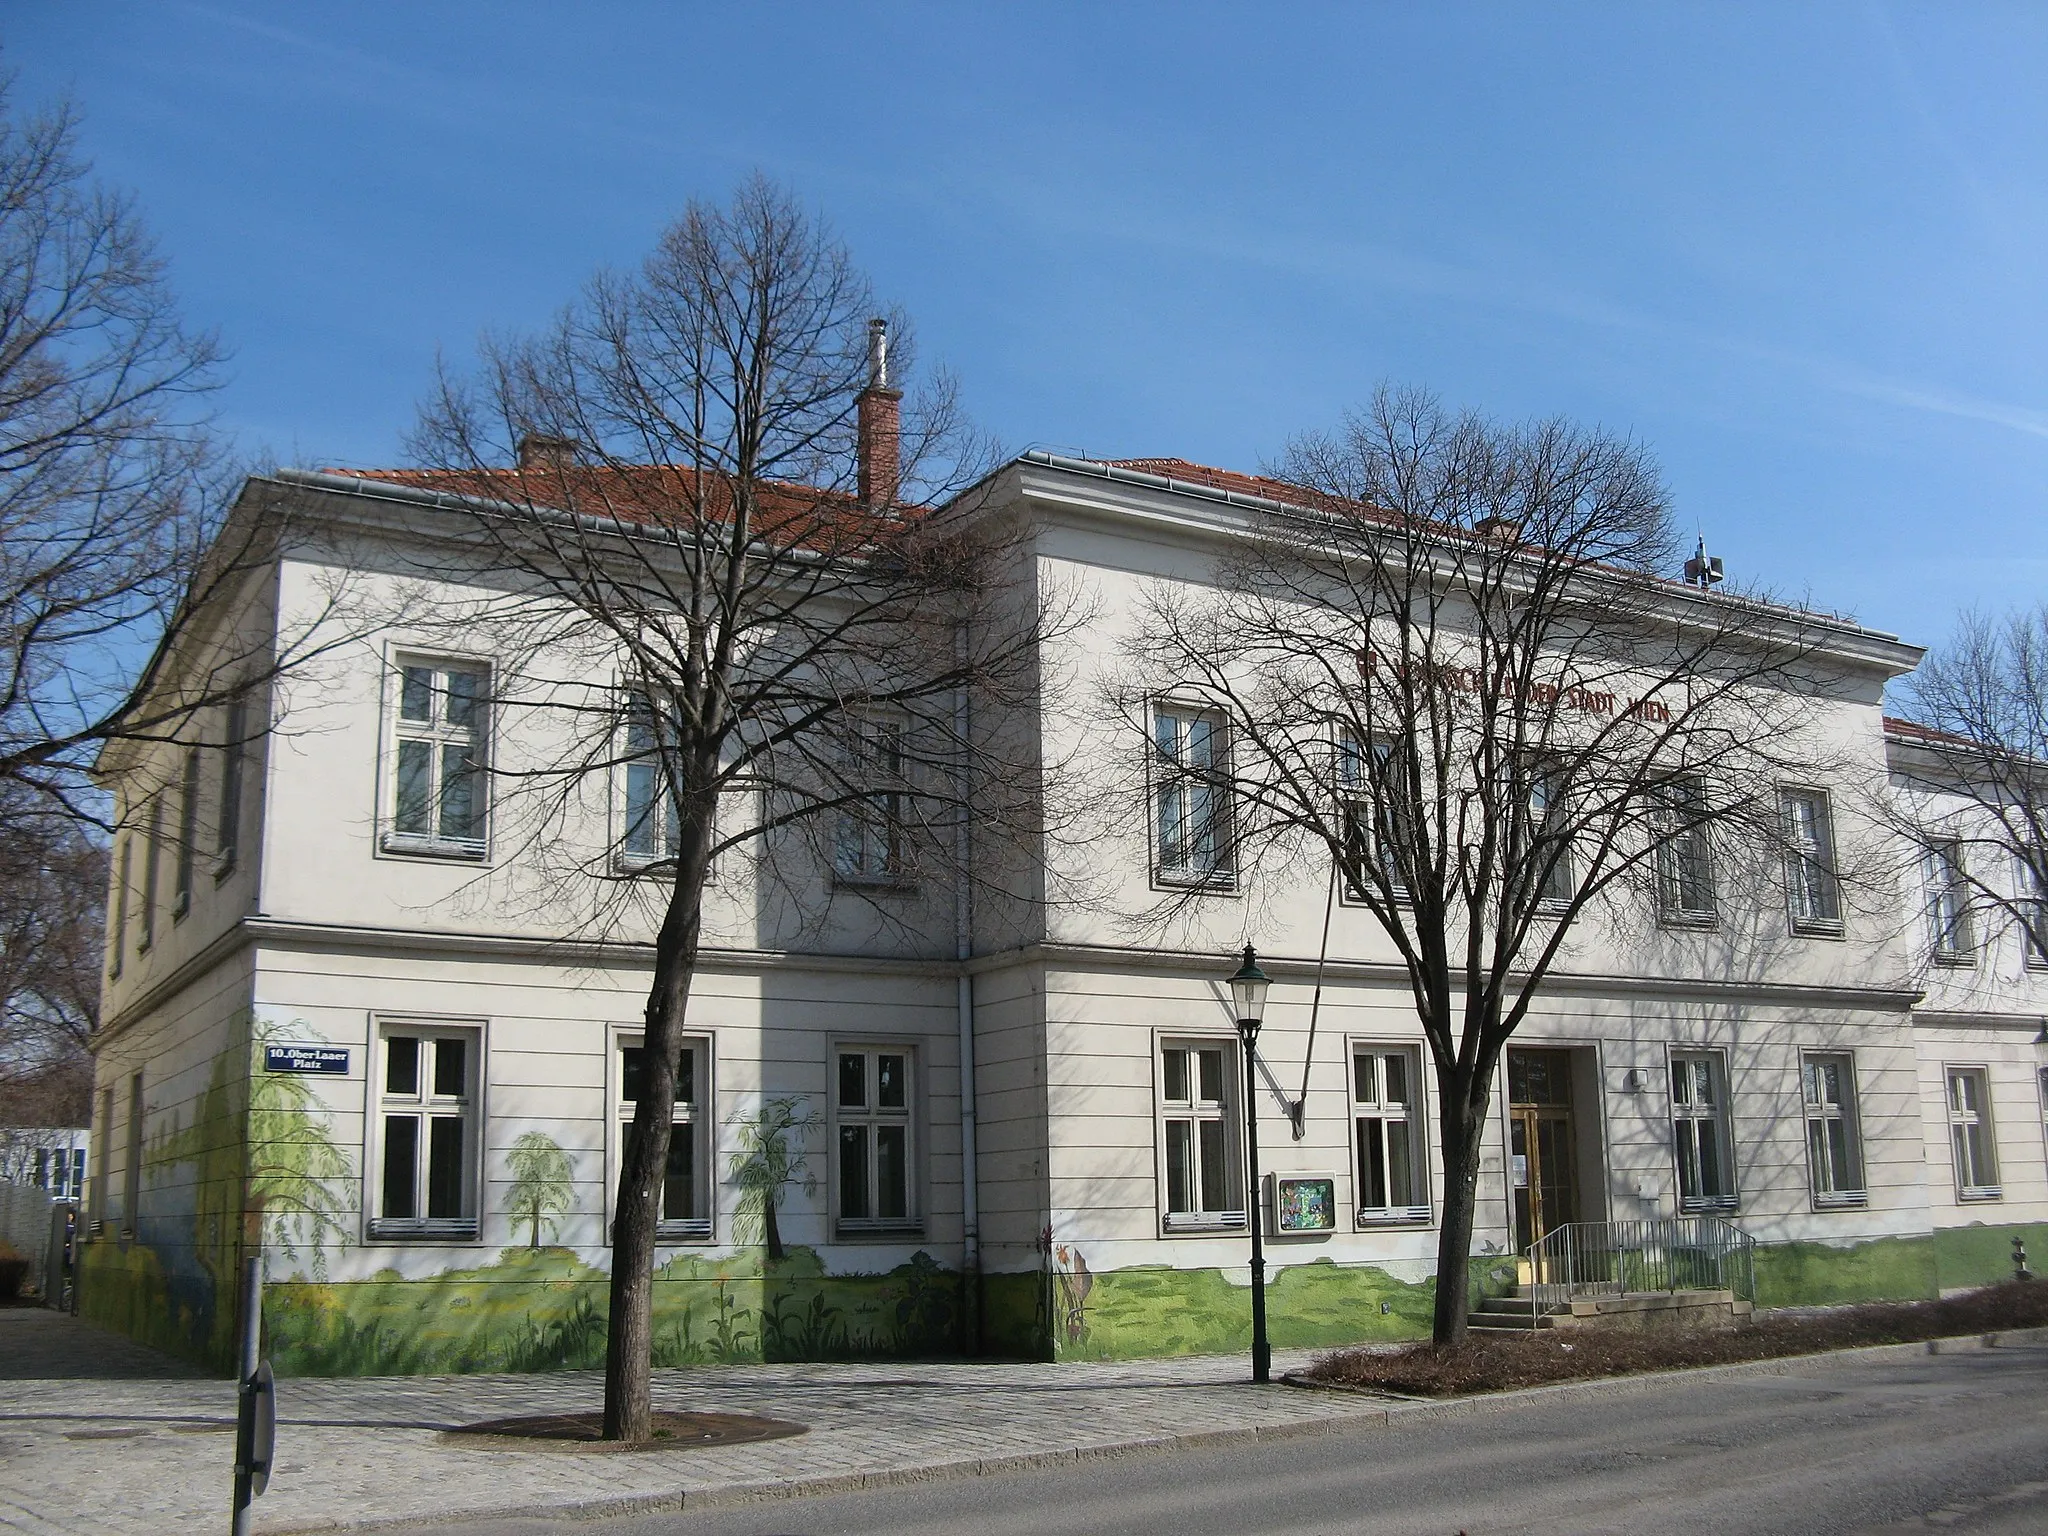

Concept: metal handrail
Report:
left=1523, top=1216, right=1756, bottom=1328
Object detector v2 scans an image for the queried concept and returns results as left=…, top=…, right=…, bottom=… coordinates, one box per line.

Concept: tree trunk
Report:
left=602, top=803, right=715, bottom=1442
left=763, top=1189, right=783, bottom=1265
left=1430, top=1066, right=1492, bottom=1347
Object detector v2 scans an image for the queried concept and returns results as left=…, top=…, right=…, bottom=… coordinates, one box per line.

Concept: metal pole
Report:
left=1243, top=1031, right=1269, bottom=1384
left=231, top=1255, right=261, bottom=1536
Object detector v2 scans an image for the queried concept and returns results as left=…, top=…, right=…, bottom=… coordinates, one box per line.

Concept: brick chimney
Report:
left=856, top=318, right=901, bottom=509
left=517, top=433, right=578, bottom=471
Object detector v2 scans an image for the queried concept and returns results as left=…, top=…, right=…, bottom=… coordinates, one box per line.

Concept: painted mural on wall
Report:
left=505, top=1132, right=574, bottom=1248
left=726, top=1095, right=819, bottom=1263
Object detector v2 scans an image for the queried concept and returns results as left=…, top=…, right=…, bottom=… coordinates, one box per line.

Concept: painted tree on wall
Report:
left=728, top=1096, right=819, bottom=1265
left=246, top=1020, right=353, bottom=1282
left=507, top=1131, right=574, bottom=1248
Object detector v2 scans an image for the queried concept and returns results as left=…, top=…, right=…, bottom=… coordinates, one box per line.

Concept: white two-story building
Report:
left=83, top=450, right=2048, bottom=1373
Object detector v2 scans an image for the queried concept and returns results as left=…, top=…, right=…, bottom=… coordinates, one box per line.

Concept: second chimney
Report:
left=857, top=318, right=901, bottom=509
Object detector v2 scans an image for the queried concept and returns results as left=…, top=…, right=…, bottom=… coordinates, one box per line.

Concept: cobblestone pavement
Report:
left=0, top=1307, right=1383, bottom=1535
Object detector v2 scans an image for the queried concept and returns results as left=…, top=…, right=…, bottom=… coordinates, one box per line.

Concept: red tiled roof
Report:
left=1098, top=457, right=1312, bottom=505
left=1884, top=716, right=1982, bottom=749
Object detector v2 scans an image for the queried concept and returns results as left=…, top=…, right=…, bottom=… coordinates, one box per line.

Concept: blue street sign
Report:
left=263, top=1044, right=349, bottom=1075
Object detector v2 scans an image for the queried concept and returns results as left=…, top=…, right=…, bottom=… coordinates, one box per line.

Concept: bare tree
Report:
left=0, top=791, right=102, bottom=1125
left=1889, top=607, right=2048, bottom=963
left=411, top=177, right=1049, bottom=1439
left=1112, top=386, right=1872, bottom=1346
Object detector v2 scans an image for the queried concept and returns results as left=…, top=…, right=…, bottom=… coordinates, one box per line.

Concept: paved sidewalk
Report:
left=0, top=1307, right=1380, bottom=1535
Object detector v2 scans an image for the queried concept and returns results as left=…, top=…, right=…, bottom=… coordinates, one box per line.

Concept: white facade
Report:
left=82, top=454, right=2048, bottom=1370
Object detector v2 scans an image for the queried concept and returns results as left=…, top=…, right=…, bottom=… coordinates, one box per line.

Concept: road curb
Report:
left=252, top=1326, right=2048, bottom=1535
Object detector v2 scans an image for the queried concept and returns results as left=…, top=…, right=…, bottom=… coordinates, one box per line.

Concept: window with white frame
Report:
left=833, top=719, right=907, bottom=884
left=1925, top=840, right=1974, bottom=965
left=1656, top=776, right=1716, bottom=925
left=1159, top=1040, right=1244, bottom=1231
left=139, top=799, right=161, bottom=951
left=614, top=1036, right=711, bottom=1240
left=121, top=1073, right=144, bottom=1235
left=2020, top=856, right=2048, bottom=970
left=1670, top=1052, right=1738, bottom=1212
left=385, top=660, right=489, bottom=856
left=1153, top=705, right=1233, bottom=888
left=1782, top=788, right=1842, bottom=933
left=173, top=747, right=200, bottom=919
left=1337, top=733, right=1409, bottom=901
left=834, top=1046, right=918, bottom=1233
left=1352, top=1046, right=1428, bottom=1222
left=1525, top=762, right=1574, bottom=908
left=371, top=1024, right=481, bottom=1237
left=619, top=693, right=683, bottom=869
left=1946, top=1065, right=2000, bottom=1200
left=91, top=1086, right=112, bottom=1233
left=108, top=836, right=130, bottom=981
left=1801, top=1052, right=1865, bottom=1206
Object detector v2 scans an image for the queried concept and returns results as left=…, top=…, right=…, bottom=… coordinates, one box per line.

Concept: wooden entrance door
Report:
left=1508, top=1049, right=1577, bottom=1253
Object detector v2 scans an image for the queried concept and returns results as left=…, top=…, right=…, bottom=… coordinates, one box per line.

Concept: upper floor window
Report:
left=1801, top=1052, right=1865, bottom=1208
left=1670, top=1051, right=1738, bottom=1213
left=619, top=694, right=683, bottom=869
left=139, top=799, right=162, bottom=951
left=1924, top=840, right=1974, bottom=966
left=173, top=746, right=200, bottom=920
left=1154, top=705, right=1233, bottom=889
left=833, top=718, right=907, bottom=885
left=1337, top=733, right=1408, bottom=901
left=2020, top=856, right=2048, bottom=970
left=1352, top=1045, right=1428, bottom=1222
left=1159, top=1039, right=1244, bottom=1232
left=386, top=660, right=489, bottom=858
left=108, top=836, right=131, bottom=981
left=1945, top=1066, right=1999, bottom=1200
left=1781, top=788, right=1842, bottom=934
left=215, top=697, right=247, bottom=877
left=371, top=1023, right=481, bottom=1237
left=615, top=1036, right=711, bottom=1241
left=834, top=1045, right=919, bottom=1235
left=1656, top=776, right=1716, bottom=926
left=1525, top=763, right=1573, bottom=908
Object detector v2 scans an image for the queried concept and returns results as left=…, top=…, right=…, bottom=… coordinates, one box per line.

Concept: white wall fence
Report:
left=0, top=1180, right=59, bottom=1300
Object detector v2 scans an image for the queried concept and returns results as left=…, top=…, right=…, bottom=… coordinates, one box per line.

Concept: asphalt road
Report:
left=412, top=1344, right=2048, bottom=1536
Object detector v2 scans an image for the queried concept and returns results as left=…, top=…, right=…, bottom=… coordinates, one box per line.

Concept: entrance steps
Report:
left=1467, top=1289, right=1753, bottom=1334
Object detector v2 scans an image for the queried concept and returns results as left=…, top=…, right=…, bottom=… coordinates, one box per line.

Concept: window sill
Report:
left=211, top=849, right=237, bottom=883
left=1959, top=1186, right=2004, bottom=1203
left=830, top=872, right=917, bottom=893
left=1657, top=911, right=1719, bottom=932
left=1162, top=1211, right=1249, bottom=1235
left=1790, top=919, right=1846, bottom=940
left=171, top=893, right=190, bottom=922
left=833, top=1222, right=924, bottom=1241
left=1812, top=1191, right=1868, bottom=1210
left=1932, top=952, right=1977, bottom=970
left=379, top=833, right=489, bottom=862
left=656, top=1219, right=714, bottom=1243
left=1678, top=1197, right=1741, bottom=1216
left=1356, top=1207, right=1433, bottom=1227
left=1152, top=870, right=1239, bottom=896
left=366, top=1217, right=481, bottom=1240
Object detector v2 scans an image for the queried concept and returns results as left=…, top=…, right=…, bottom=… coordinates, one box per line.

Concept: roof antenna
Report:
left=1683, top=530, right=1724, bottom=590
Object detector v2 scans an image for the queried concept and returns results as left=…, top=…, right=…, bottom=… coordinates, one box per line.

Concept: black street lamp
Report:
left=1228, top=944, right=1272, bottom=1384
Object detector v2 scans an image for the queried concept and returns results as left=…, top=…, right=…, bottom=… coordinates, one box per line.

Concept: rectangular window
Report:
left=122, top=1073, right=144, bottom=1235
left=173, top=747, right=201, bottom=919
left=1925, top=840, right=1974, bottom=965
left=1802, top=1053, right=1865, bottom=1206
left=1946, top=1066, right=2000, bottom=1200
left=139, top=800, right=162, bottom=951
left=1670, top=1052, right=1738, bottom=1212
left=619, top=694, right=684, bottom=869
left=1337, top=733, right=1409, bottom=901
left=385, top=660, right=489, bottom=857
left=833, top=719, right=907, bottom=884
left=1526, top=763, right=1574, bottom=908
left=371, top=1024, right=480, bottom=1237
left=92, top=1086, right=113, bottom=1233
left=835, top=1046, right=918, bottom=1234
left=1352, top=1046, right=1428, bottom=1222
left=215, top=697, right=246, bottom=875
left=1159, top=1040, right=1244, bottom=1231
left=109, top=837, right=131, bottom=980
left=1656, top=776, right=1716, bottom=924
left=1154, top=705, right=1233, bottom=888
left=615, top=1036, right=711, bottom=1241
left=2020, top=857, right=2048, bottom=970
left=1782, top=788, right=1842, bottom=933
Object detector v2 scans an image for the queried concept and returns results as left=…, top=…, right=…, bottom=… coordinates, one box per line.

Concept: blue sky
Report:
left=10, top=3, right=2045, bottom=656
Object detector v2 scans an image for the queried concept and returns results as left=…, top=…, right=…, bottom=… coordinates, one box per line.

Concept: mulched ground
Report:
left=1302, top=1281, right=2048, bottom=1397
left=443, top=1409, right=808, bottom=1452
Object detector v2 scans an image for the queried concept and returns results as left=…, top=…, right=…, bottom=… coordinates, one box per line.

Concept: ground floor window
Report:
left=370, top=1023, right=480, bottom=1238
left=834, top=1045, right=919, bottom=1235
left=1670, top=1051, right=1738, bottom=1213
left=1352, top=1045, right=1428, bottom=1222
left=1801, top=1052, right=1865, bottom=1207
left=1946, top=1065, right=2000, bottom=1200
left=614, top=1035, right=712, bottom=1241
left=1159, top=1038, right=1244, bottom=1232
